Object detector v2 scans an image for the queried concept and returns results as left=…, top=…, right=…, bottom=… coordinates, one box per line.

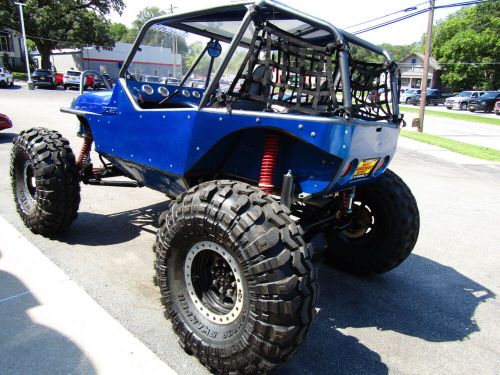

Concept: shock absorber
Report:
left=258, top=132, right=280, bottom=193
left=76, top=133, right=93, bottom=169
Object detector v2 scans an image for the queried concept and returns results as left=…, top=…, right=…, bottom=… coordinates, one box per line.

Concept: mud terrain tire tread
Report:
left=10, top=127, right=80, bottom=235
left=326, top=169, right=419, bottom=275
left=154, top=180, right=319, bottom=375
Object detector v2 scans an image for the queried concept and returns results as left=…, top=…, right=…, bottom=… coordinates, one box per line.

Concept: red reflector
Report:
left=374, top=156, right=389, bottom=174
left=340, top=160, right=354, bottom=178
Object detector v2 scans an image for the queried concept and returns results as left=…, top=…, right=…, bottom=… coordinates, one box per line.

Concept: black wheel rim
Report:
left=341, top=200, right=377, bottom=242
left=184, top=241, right=244, bottom=324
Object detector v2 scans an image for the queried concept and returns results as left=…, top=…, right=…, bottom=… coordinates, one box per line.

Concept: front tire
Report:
left=154, top=180, right=318, bottom=374
left=326, top=169, right=419, bottom=275
left=10, top=128, right=80, bottom=235
left=460, top=102, right=468, bottom=110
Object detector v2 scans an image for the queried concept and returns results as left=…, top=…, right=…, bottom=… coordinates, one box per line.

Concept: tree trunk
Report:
left=34, top=41, right=54, bottom=70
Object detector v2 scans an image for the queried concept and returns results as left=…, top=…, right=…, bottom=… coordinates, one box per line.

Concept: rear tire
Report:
left=10, top=128, right=80, bottom=235
left=325, top=169, right=419, bottom=275
left=154, top=180, right=318, bottom=374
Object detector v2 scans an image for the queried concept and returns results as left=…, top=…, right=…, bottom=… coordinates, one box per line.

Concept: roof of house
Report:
left=399, top=52, right=441, bottom=70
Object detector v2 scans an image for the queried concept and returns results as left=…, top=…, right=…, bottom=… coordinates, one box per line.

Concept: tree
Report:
left=431, top=2, right=500, bottom=90
left=110, top=22, right=128, bottom=43
left=350, top=43, right=418, bottom=63
left=0, top=0, right=124, bottom=69
left=121, top=6, right=165, bottom=43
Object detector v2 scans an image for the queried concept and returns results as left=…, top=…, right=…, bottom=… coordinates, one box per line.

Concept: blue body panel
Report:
left=71, top=80, right=400, bottom=196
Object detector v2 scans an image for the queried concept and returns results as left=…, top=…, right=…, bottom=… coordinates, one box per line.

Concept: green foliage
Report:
left=350, top=43, right=418, bottom=63
left=184, top=41, right=209, bottom=76
left=0, top=0, right=125, bottom=69
left=431, top=2, right=500, bottom=90
left=110, top=22, right=128, bottom=43
left=121, top=7, right=166, bottom=43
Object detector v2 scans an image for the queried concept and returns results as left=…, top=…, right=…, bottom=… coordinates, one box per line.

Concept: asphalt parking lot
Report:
left=1, top=85, right=499, bottom=375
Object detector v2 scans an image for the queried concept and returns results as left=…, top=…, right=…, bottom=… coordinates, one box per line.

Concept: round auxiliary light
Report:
left=182, top=89, right=191, bottom=97
left=141, top=84, right=154, bottom=95
left=158, top=86, right=169, bottom=97
left=192, top=90, right=200, bottom=98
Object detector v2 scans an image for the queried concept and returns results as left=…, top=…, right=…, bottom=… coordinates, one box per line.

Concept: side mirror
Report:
left=207, top=41, right=222, bottom=58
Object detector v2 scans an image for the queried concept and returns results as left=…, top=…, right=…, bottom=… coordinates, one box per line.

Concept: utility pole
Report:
left=418, top=0, right=435, bottom=132
left=15, top=1, right=34, bottom=90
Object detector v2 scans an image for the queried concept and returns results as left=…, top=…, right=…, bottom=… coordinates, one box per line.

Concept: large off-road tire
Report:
left=326, top=169, right=419, bottom=275
left=10, top=127, right=80, bottom=235
left=154, top=180, right=318, bottom=374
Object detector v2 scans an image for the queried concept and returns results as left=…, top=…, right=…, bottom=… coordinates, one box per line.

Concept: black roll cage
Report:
left=119, top=0, right=401, bottom=121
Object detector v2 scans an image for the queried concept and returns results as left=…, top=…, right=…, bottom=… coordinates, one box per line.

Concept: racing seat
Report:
left=231, top=64, right=272, bottom=111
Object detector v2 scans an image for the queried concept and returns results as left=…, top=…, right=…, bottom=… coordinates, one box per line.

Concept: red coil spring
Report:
left=76, top=134, right=93, bottom=169
left=258, top=133, right=280, bottom=193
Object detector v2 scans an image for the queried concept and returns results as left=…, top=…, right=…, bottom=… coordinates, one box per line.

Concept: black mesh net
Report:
left=348, top=57, right=396, bottom=122
left=226, top=21, right=397, bottom=122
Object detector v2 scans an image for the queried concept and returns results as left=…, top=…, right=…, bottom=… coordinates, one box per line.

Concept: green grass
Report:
left=12, top=72, right=27, bottom=81
left=400, top=105, right=500, bottom=126
left=401, top=130, right=500, bottom=162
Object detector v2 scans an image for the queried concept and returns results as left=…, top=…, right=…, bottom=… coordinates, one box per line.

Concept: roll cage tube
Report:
left=178, top=39, right=213, bottom=88
left=118, top=0, right=399, bottom=119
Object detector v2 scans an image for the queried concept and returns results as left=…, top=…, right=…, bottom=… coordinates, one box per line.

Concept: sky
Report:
left=109, top=0, right=463, bottom=45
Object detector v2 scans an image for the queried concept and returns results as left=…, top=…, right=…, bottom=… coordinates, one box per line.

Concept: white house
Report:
left=398, top=52, right=441, bottom=89
left=0, top=28, right=24, bottom=70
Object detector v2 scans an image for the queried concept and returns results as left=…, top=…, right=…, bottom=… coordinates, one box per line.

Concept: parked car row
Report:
left=400, top=87, right=500, bottom=114
left=30, top=69, right=115, bottom=90
left=406, top=89, right=454, bottom=106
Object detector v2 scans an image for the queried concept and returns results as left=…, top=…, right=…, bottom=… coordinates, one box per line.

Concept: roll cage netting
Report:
left=225, top=21, right=399, bottom=122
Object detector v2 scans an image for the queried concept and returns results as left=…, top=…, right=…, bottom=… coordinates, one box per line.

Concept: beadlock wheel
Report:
left=184, top=241, right=244, bottom=325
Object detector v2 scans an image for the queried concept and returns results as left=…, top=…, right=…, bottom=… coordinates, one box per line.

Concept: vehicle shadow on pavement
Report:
left=1, top=85, right=22, bottom=90
left=54, top=201, right=171, bottom=246
left=277, top=254, right=494, bottom=375
left=0, top=132, right=17, bottom=144
left=0, top=251, right=96, bottom=375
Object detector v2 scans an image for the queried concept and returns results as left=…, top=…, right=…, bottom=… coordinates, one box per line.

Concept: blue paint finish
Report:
left=70, top=80, right=401, bottom=196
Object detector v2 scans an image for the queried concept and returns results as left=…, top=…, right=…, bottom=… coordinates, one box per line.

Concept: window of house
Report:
left=0, top=36, right=9, bottom=51
left=411, top=58, right=417, bottom=64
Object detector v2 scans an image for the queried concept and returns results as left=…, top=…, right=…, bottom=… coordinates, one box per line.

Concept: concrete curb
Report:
left=0, top=215, right=177, bottom=375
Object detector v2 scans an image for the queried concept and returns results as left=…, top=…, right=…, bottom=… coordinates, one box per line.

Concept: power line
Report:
left=351, top=0, right=495, bottom=35
left=344, top=1, right=428, bottom=29
left=439, top=61, right=500, bottom=65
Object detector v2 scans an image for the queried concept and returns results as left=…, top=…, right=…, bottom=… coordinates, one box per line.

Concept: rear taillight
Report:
left=373, top=156, right=390, bottom=175
left=340, top=159, right=357, bottom=179
left=64, top=75, right=69, bottom=79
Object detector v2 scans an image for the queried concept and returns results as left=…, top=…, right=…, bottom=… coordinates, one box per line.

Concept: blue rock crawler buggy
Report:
left=11, top=1, right=419, bottom=373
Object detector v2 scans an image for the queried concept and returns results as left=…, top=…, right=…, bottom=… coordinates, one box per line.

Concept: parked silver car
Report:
left=400, top=88, right=421, bottom=104
left=445, top=91, right=486, bottom=110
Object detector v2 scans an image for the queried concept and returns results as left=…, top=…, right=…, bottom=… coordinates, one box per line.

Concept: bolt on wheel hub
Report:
left=184, top=241, right=244, bottom=325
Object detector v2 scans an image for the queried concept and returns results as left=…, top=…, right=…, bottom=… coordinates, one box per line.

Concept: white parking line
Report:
left=0, top=215, right=176, bottom=375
